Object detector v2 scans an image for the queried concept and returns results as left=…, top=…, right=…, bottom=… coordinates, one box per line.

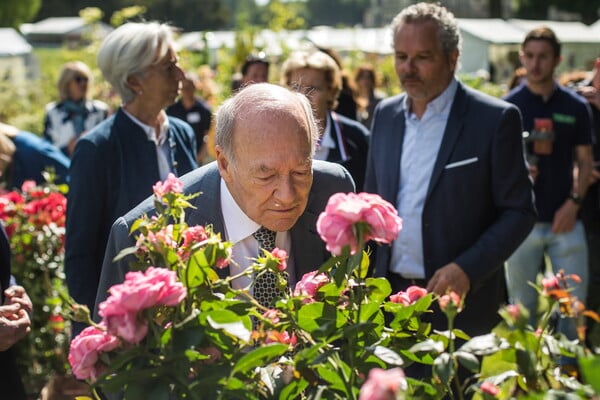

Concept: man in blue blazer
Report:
left=364, top=3, right=536, bottom=336
left=95, top=83, right=355, bottom=311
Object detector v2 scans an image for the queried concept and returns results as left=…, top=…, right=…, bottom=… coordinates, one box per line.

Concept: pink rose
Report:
left=152, top=173, right=183, bottom=198
left=104, top=312, right=149, bottom=344
left=68, top=325, right=120, bottom=382
left=317, top=192, right=402, bottom=256
left=271, top=248, right=288, bottom=271
left=98, top=267, right=186, bottom=342
left=390, top=286, right=427, bottom=306
left=480, top=381, right=500, bottom=396
left=265, top=330, right=297, bottom=345
left=439, top=291, right=462, bottom=312
left=389, top=292, right=411, bottom=306
left=542, top=276, right=560, bottom=291
left=293, top=271, right=330, bottom=303
left=358, top=192, right=403, bottom=244
left=506, top=304, right=521, bottom=321
left=181, top=225, right=208, bottom=248
left=20, top=180, right=36, bottom=193
left=262, top=309, right=280, bottom=324
left=359, top=368, right=406, bottom=400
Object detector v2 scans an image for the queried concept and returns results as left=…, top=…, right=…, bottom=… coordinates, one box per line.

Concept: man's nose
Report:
left=274, top=176, right=296, bottom=204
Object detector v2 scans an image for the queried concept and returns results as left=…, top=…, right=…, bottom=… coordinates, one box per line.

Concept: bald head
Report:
left=215, top=83, right=319, bottom=161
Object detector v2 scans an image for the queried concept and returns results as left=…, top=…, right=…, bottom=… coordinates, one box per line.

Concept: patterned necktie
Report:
left=253, top=227, right=285, bottom=307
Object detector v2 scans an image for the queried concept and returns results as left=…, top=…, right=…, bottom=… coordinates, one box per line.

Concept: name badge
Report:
left=187, top=112, right=201, bottom=124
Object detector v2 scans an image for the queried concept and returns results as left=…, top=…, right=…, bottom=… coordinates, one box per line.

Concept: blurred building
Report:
left=0, top=28, right=34, bottom=86
left=20, top=17, right=112, bottom=48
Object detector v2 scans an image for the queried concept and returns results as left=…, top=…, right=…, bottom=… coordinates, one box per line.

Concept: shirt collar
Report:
left=121, top=108, right=170, bottom=145
left=319, top=113, right=336, bottom=150
left=220, top=178, right=261, bottom=244
left=403, top=77, right=458, bottom=119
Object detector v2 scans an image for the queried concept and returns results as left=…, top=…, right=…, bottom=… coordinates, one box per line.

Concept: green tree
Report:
left=515, top=0, right=600, bottom=24
left=305, top=0, right=369, bottom=27
left=260, top=0, right=307, bottom=31
left=0, top=0, right=41, bottom=28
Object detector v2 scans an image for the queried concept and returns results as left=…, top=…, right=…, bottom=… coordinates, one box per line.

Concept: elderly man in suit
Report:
left=364, top=2, right=536, bottom=336
left=95, top=83, right=355, bottom=311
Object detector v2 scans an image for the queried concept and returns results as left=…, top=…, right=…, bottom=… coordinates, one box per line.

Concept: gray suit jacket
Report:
left=364, top=82, right=536, bottom=335
left=94, top=160, right=355, bottom=316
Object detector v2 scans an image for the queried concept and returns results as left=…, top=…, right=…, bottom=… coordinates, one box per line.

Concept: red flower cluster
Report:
left=0, top=180, right=67, bottom=237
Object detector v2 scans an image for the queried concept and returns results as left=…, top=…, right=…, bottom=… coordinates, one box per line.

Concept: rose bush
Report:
left=66, top=176, right=600, bottom=400
left=0, top=176, right=72, bottom=395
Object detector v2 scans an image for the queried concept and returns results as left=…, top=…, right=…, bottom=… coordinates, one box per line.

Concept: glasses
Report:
left=74, top=76, right=89, bottom=84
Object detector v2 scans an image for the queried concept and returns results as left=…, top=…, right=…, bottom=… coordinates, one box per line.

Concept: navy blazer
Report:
left=327, top=111, right=369, bottom=191
left=94, top=160, right=355, bottom=315
left=365, top=82, right=536, bottom=335
left=65, top=109, right=198, bottom=316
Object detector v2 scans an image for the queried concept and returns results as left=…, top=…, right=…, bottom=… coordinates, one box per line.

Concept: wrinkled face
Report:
left=288, top=68, right=336, bottom=123
left=394, top=21, right=458, bottom=108
left=242, top=63, right=269, bottom=85
left=520, top=40, right=560, bottom=86
left=217, top=110, right=313, bottom=232
left=137, top=47, right=185, bottom=108
left=68, top=73, right=88, bottom=102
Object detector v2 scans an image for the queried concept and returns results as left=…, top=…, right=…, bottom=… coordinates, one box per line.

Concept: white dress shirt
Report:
left=122, top=109, right=172, bottom=180
left=390, top=79, right=458, bottom=278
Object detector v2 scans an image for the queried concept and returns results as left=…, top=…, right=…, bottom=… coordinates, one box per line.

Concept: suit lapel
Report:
left=290, top=192, right=326, bottom=280
left=383, top=98, right=406, bottom=203
left=425, top=83, right=468, bottom=201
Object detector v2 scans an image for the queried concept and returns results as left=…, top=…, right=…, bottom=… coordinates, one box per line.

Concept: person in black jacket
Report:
left=0, top=223, right=31, bottom=400
left=281, top=50, right=369, bottom=190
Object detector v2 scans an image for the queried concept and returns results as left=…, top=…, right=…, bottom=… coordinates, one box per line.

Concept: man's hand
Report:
left=578, top=86, right=600, bottom=110
left=4, top=286, right=32, bottom=314
left=426, top=262, right=470, bottom=297
left=551, top=200, right=578, bottom=234
left=0, top=303, right=31, bottom=351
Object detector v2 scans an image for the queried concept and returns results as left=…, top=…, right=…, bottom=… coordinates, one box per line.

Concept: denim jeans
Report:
left=505, top=221, right=588, bottom=339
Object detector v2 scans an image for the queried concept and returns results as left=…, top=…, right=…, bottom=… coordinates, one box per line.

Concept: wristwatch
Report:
left=568, top=193, right=582, bottom=205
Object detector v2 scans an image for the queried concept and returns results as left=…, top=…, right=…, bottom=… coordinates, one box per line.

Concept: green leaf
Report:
left=207, top=314, right=251, bottom=343
left=113, top=245, right=138, bottom=262
left=365, top=277, right=392, bottom=303
left=296, top=302, right=346, bottom=337
left=455, top=350, right=480, bottom=372
left=316, top=364, right=347, bottom=393
left=371, top=345, right=404, bottom=366
left=579, top=356, right=600, bottom=393
left=433, top=352, right=454, bottom=385
left=231, top=344, right=288, bottom=375
left=354, top=250, right=371, bottom=279
left=460, top=333, right=507, bottom=356
left=409, top=339, right=445, bottom=354
left=124, top=380, right=170, bottom=400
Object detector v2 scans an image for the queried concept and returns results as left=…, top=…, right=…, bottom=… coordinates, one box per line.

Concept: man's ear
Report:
left=215, top=145, right=231, bottom=182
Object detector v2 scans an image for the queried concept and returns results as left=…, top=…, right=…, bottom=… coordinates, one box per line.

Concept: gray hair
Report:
left=390, top=2, right=461, bottom=56
left=215, top=83, right=319, bottom=162
left=57, top=61, right=93, bottom=102
left=97, top=22, right=175, bottom=104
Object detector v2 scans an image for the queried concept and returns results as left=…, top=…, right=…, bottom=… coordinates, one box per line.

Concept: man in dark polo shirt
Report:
left=504, top=27, right=594, bottom=340
left=166, top=72, right=212, bottom=162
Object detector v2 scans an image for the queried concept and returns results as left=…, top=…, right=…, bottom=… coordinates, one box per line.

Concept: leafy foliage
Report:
left=0, top=176, right=70, bottom=396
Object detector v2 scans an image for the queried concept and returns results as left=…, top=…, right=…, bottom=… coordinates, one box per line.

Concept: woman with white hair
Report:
left=43, top=61, right=109, bottom=156
left=65, top=22, right=198, bottom=335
